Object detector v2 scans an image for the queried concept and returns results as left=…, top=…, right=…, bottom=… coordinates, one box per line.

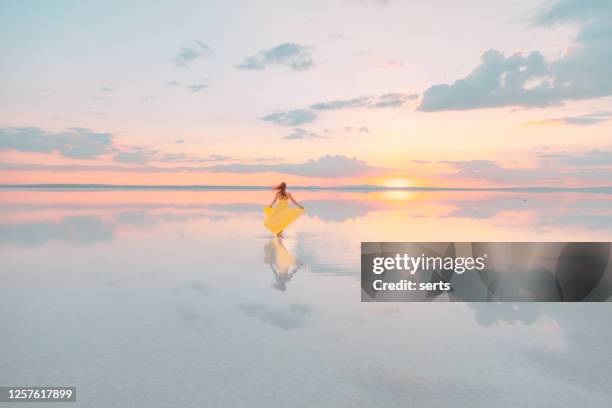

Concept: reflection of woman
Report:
left=264, top=237, right=301, bottom=292
left=264, top=182, right=304, bottom=237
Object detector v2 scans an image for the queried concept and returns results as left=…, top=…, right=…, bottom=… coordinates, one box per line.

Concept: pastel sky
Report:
left=1, top=0, right=611, bottom=187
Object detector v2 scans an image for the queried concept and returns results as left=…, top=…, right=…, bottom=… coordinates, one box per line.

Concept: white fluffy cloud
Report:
left=419, top=0, right=612, bottom=111
left=205, top=154, right=380, bottom=177
left=237, top=43, right=314, bottom=71
left=0, top=127, right=113, bottom=159
left=173, top=40, right=214, bottom=67
left=261, top=109, right=317, bottom=126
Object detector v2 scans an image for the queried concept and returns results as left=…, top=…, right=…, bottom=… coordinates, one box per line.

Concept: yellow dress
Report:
left=264, top=237, right=298, bottom=276
left=263, top=198, right=304, bottom=234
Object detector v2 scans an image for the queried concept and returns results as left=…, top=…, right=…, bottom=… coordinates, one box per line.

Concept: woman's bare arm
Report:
left=288, top=193, right=304, bottom=209
left=268, top=194, right=278, bottom=208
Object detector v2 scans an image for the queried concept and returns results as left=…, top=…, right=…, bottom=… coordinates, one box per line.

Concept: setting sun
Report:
left=382, top=178, right=414, bottom=188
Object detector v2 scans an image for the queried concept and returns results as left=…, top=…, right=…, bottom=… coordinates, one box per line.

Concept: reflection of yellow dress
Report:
left=264, top=238, right=297, bottom=276
left=264, top=237, right=301, bottom=291
left=263, top=198, right=304, bottom=234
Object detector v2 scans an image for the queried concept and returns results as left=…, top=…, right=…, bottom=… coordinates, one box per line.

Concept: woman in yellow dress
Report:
left=264, top=182, right=304, bottom=237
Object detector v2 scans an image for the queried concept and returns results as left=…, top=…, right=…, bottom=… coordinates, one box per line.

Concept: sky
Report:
left=0, top=0, right=611, bottom=187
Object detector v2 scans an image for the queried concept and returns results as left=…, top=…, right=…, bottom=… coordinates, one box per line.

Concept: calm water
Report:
left=1, top=190, right=611, bottom=407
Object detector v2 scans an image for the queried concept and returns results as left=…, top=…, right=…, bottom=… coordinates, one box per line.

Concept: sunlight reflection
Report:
left=378, top=190, right=416, bottom=201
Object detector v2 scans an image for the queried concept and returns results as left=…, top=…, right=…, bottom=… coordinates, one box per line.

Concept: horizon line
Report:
left=1, top=183, right=611, bottom=193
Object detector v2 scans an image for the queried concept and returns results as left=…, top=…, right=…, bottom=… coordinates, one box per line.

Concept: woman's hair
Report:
left=274, top=182, right=287, bottom=199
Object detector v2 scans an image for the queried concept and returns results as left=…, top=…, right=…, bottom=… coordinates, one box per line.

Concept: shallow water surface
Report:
left=1, top=190, right=611, bottom=407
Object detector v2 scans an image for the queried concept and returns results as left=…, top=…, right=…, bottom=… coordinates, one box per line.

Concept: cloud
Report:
left=531, top=0, right=612, bottom=26
left=260, top=109, right=317, bottom=126
left=0, top=162, right=187, bottom=173
left=6, top=146, right=610, bottom=185
left=113, top=146, right=229, bottom=164
left=100, top=86, right=114, bottom=93
left=263, top=93, right=416, bottom=127
left=0, top=127, right=113, bottom=159
left=236, top=43, right=314, bottom=71
left=442, top=159, right=608, bottom=184
left=157, top=152, right=222, bottom=163
left=561, top=167, right=612, bottom=181
left=285, top=128, right=325, bottom=140
left=325, top=126, right=370, bottom=134
left=207, top=154, right=230, bottom=161
left=419, top=0, right=612, bottom=111
left=176, top=307, right=213, bottom=331
left=169, top=79, right=209, bottom=92
left=239, top=303, right=313, bottom=330
left=310, top=96, right=372, bottom=110
left=175, top=139, right=184, bottom=144
left=371, top=93, right=418, bottom=108
left=298, top=199, right=375, bottom=222
left=0, top=125, right=228, bottom=165
left=205, top=154, right=380, bottom=177
left=113, top=148, right=155, bottom=164
left=319, top=126, right=370, bottom=136
left=441, top=160, right=557, bottom=183
left=438, top=146, right=612, bottom=185
left=419, top=50, right=553, bottom=111
left=0, top=216, right=114, bottom=246
left=522, top=111, right=612, bottom=126
left=173, top=40, right=214, bottom=67
left=0, top=160, right=229, bottom=174
left=0, top=154, right=379, bottom=178
left=538, top=149, right=612, bottom=166
left=310, top=93, right=417, bottom=110
left=250, top=157, right=283, bottom=162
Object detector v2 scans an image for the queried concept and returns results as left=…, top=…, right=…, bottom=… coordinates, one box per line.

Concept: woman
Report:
left=264, top=182, right=304, bottom=237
